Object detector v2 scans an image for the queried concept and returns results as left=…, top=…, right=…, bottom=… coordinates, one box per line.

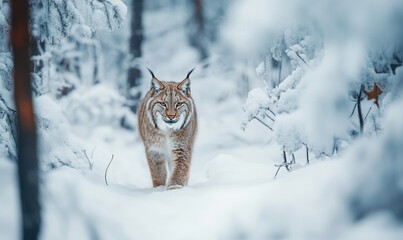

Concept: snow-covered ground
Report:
left=0, top=76, right=288, bottom=240
left=3, top=109, right=402, bottom=239
left=0, top=101, right=345, bottom=240
left=2, top=94, right=403, bottom=239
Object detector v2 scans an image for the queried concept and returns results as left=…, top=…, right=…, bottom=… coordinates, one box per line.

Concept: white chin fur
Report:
left=156, top=113, right=186, bottom=131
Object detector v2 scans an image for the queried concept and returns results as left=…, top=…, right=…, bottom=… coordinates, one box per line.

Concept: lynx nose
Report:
left=167, top=113, right=175, bottom=119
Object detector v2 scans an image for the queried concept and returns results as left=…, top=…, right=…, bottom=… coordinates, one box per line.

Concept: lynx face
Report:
left=146, top=78, right=194, bottom=131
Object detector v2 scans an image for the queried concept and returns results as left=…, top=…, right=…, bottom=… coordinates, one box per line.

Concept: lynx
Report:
left=137, top=69, right=197, bottom=190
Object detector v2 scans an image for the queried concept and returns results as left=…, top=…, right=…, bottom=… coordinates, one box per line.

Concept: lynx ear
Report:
left=178, top=78, right=190, bottom=95
left=177, top=68, right=194, bottom=95
left=151, top=78, right=164, bottom=93
left=147, top=68, right=164, bottom=93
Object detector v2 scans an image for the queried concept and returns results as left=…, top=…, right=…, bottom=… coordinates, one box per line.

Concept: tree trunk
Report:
left=127, top=0, right=144, bottom=112
left=10, top=0, right=41, bottom=239
left=189, top=0, right=207, bottom=60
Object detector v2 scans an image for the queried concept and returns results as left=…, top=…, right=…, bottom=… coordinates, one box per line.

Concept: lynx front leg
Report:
left=167, top=148, right=191, bottom=190
left=146, top=150, right=167, bottom=187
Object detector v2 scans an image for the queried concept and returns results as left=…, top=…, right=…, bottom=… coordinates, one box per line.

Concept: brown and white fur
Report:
left=137, top=69, right=197, bottom=190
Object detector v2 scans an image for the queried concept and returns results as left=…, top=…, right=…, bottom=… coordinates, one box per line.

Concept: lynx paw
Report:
left=167, top=184, right=183, bottom=190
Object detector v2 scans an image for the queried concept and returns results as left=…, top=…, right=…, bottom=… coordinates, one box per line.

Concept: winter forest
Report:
left=1, top=0, right=403, bottom=239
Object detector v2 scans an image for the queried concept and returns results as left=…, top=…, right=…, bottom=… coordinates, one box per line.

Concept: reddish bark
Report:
left=10, top=0, right=41, bottom=239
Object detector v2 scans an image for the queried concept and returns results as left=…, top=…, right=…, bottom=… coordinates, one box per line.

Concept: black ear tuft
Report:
left=147, top=68, right=164, bottom=93
left=186, top=68, right=195, bottom=79
left=147, top=68, right=156, bottom=79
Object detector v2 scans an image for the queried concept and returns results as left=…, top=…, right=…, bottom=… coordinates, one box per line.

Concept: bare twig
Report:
left=53, top=2, right=68, bottom=36
left=291, top=153, right=296, bottom=164
left=264, top=113, right=275, bottom=122
left=357, top=85, right=364, bottom=135
left=265, top=107, right=276, bottom=116
left=349, top=102, right=357, bottom=117
left=306, top=146, right=310, bottom=164
left=364, top=107, right=372, bottom=121
left=295, top=51, right=312, bottom=69
left=274, top=166, right=282, bottom=179
left=283, top=151, right=290, bottom=171
left=102, top=1, right=113, bottom=30
left=90, top=146, right=96, bottom=159
left=278, top=55, right=282, bottom=83
left=0, top=97, right=14, bottom=112
left=274, top=151, right=291, bottom=179
left=6, top=113, right=17, bottom=143
left=83, top=150, right=93, bottom=170
left=104, top=154, right=114, bottom=186
left=253, top=116, right=273, bottom=131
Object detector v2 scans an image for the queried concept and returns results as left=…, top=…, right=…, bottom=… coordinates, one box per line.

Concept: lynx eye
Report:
left=159, top=102, right=167, bottom=107
left=176, top=102, right=184, bottom=107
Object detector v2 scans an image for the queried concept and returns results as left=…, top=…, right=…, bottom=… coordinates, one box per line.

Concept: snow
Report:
left=242, top=87, right=271, bottom=129
left=0, top=160, right=19, bottom=240
left=1, top=0, right=403, bottom=239
left=2, top=84, right=397, bottom=239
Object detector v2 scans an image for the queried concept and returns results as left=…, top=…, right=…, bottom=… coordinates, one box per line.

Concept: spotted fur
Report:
left=137, top=72, right=197, bottom=190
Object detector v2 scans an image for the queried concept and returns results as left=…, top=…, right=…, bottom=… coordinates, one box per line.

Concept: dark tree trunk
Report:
left=10, top=0, right=41, bottom=239
left=127, top=0, right=144, bottom=112
left=189, top=0, right=208, bottom=60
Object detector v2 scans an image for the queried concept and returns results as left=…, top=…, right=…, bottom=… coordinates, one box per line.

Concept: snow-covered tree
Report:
left=0, top=0, right=128, bottom=169
left=242, top=25, right=325, bottom=165
left=29, top=0, right=127, bottom=94
left=239, top=3, right=403, bottom=169
left=0, top=2, right=15, bottom=161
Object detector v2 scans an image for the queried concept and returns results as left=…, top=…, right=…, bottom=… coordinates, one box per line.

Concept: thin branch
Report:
left=364, top=107, right=372, bottom=121
left=349, top=102, right=357, bottom=117
left=0, top=95, right=17, bottom=113
left=278, top=55, right=282, bottom=83
left=357, top=85, right=364, bottom=135
left=0, top=95, right=18, bottom=143
left=265, top=107, right=276, bottom=116
left=274, top=151, right=291, bottom=179
left=52, top=1, right=68, bottom=36
left=90, top=146, right=96, bottom=159
left=306, top=146, right=310, bottom=164
left=295, top=51, right=312, bottom=69
left=264, top=113, right=275, bottom=122
left=83, top=150, right=93, bottom=170
left=102, top=1, right=113, bottom=30
left=253, top=116, right=273, bottom=131
left=104, top=154, right=114, bottom=186
left=274, top=166, right=282, bottom=179
left=283, top=150, right=290, bottom=171
left=7, top=113, right=17, bottom=143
